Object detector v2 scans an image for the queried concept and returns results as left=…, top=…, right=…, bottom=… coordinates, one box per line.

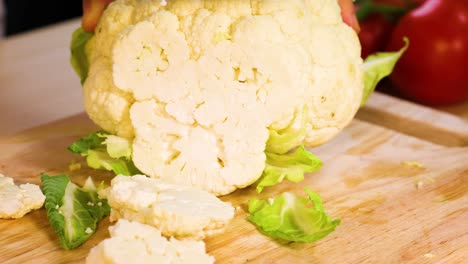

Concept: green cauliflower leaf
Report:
left=266, top=106, right=308, bottom=155
left=70, top=27, right=93, bottom=85
left=361, top=37, right=409, bottom=106
left=68, top=131, right=141, bottom=176
left=41, top=174, right=110, bottom=249
left=248, top=187, right=340, bottom=243
left=257, top=146, right=322, bottom=193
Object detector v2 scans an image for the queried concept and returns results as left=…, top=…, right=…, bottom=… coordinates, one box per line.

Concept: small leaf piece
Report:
left=248, top=187, right=340, bottom=243
left=257, top=146, right=322, bottom=193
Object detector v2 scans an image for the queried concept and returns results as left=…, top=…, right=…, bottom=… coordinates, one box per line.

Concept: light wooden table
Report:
left=0, top=19, right=83, bottom=136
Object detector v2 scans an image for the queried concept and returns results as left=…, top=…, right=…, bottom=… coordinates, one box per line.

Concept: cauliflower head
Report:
left=80, top=0, right=363, bottom=195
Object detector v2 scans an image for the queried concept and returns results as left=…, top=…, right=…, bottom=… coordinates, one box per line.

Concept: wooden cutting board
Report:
left=0, top=93, right=467, bottom=264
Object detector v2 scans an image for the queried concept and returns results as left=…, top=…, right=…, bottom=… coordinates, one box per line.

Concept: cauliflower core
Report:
left=101, top=175, right=234, bottom=239
left=84, top=0, right=363, bottom=195
left=86, top=219, right=214, bottom=264
left=0, top=174, right=45, bottom=219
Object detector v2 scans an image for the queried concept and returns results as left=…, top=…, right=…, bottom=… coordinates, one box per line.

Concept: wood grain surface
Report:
left=0, top=99, right=467, bottom=263
left=358, top=93, right=468, bottom=147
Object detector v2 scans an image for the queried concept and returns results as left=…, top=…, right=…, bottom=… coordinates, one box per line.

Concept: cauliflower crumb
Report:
left=86, top=219, right=214, bottom=264
left=87, top=202, right=95, bottom=207
left=102, top=175, right=234, bottom=239
left=415, top=181, right=424, bottom=189
left=414, top=177, right=434, bottom=189
left=85, top=227, right=94, bottom=234
left=0, top=174, right=45, bottom=219
left=402, top=161, right=424, bottom=169
left=69, top=160, right=82, bottom=171
left=97, top=202, right=103, bottom=207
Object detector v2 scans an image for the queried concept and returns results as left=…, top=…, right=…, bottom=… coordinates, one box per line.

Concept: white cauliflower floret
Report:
left=83, top=0, right=363, bottom=194
left=101, top=175, right=235, bottom=239
left=130, top=99, right=268, bottom=195
left=86, top=219, right=214, bottom=264
left=0, top=174, right=45, bottom=219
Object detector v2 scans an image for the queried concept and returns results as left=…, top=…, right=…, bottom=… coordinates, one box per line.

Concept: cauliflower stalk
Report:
left=70, top=0, right=405, bottom=195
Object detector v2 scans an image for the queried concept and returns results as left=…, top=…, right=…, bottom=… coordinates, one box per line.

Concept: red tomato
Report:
left=356, top=0, right=426, bottom=58
left=358, top=15, right=393, bottom=58
left=376, top=0, right=426, bottom=7
left=386, top=0, right=468, bottom=105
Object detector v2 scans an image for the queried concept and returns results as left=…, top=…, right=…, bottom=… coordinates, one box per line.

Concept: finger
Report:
left=338, top=0, right=361, bottom=33
left=82, top=0, right=114, bottom=32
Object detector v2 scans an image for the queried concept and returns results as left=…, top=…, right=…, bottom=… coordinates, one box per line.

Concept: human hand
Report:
left=82, top=0, right=113, bottom=32
left=339, top=0, right=361, bottom=33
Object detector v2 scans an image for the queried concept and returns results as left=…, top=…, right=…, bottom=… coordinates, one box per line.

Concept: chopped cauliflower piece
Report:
left=101, top=175, right=234, bottom=239
left=86, top=219, right=214, bottom=264
left=0, top=174, right=45, bottom=219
